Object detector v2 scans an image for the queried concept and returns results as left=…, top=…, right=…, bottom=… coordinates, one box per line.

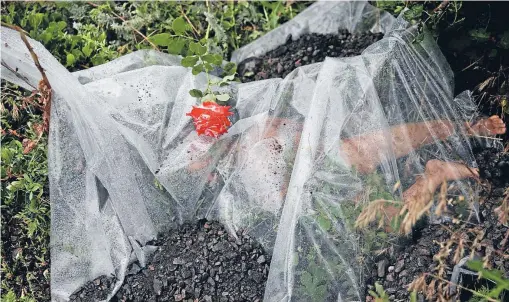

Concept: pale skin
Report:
left=339, top=115, right=506, bottom=221
left=189, top=115, right=506, bottom=220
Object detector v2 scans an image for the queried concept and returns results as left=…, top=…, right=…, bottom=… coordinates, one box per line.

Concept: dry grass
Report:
left=357, top=176, right=509, bottom=300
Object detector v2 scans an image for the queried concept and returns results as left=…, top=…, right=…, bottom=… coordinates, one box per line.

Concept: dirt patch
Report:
left=69, top=220, right=270, bottom=302
left=237, top=29, right=383, bottom=82
left=367, top=150, right=509, bottom=301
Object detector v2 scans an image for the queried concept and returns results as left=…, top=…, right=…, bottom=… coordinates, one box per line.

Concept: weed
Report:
left=368, top=282, right=390, bottom=302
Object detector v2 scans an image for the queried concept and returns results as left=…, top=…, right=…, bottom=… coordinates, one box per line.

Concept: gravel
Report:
left=237, top=29, right=383, bottom=82
left=69, top=220, right=270, bottom=302
left=367, top=149, right=509, bottom=301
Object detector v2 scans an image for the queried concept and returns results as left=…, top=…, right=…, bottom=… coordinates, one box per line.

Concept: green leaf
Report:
left=189, top=42, right=207, bottom=56
left=82, top=43, right=92, bottom=57
left=192, top=64, right=204, bottom=75
left=216, top=94, right=230, bottom=102
left=223, top=62, right=237, bottom=75
left=315, top=285, right=327, bottom=299
left=467, top=260, right=509, bottom=286
left=167, top=38, right=186, bottom=55
left=469, top=29, right=490, bottom=42
left=368, top=290, right=380, bottom=299
left=189, top=42, right=198, bottom=54
left=189, top=89, right=203, bottom=98
left=213, top=54, right=223, bottom=65
left=66, top=53, right=75, bottom=67
left=410, top=291, right=418, bottom=302
left=310, top=265, right=327, bottom=283
left=201, top=54, right=215, bottom=64
left=28, top=13, right=44, bottom=28
left=181, top=56, right=199, bottom=68
left=375, top=282, right=385, bottom=295
left=27, top=221, right=38, bottom=238
left=149, top=33, right=172, bottom=46
left=2, top=291, right=17, bottom=302
left=300, top=272, right=313, bottom=287
left=317, top=216, right=332, bottom=231
left=172, top=17, right=187, bottom=35
left=498, top=30, right=509, bottom=49
left=204, top=63, right=214, bottom=72
left=55, top=21, right=67, bottom=32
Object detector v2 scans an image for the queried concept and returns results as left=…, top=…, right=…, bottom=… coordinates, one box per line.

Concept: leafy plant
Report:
left=467, top=260, right=509, bottom=301
left=299, top=256, right=328, bottom=302
left=0, top=1, right=312, bottom=299
left=1, top=82, right=50, bottom=301
left=369, top=282, right=390, bottom=302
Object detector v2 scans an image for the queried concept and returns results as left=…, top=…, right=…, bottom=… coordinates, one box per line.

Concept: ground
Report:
left=1, top=1, right=508, bottom=302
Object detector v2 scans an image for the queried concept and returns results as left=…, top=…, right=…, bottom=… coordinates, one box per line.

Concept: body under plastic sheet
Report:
left=1, top=5, right=480, bottom=302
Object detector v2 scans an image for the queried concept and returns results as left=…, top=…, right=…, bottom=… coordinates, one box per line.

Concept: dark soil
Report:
left=367, top=150, right=509, bottom=301
left=11, top=3, right=508, bottom=301
left=69, top=220, right=270, bottom=302
left=238, top=4, right=509, bottom=300
left=435, top=1, right=509, bottom=142
left=0, top=211, right=51, bottom=300
left=366, top=2, right=509, bottom=300
left=237, top=29, right=383, bottom=82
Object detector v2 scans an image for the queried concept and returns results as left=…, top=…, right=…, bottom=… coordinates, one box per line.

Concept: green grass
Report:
left=0, top=1, right=311, bottom=300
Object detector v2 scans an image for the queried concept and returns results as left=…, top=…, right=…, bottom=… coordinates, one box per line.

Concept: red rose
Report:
left=186, top=101, right=234, bottom=138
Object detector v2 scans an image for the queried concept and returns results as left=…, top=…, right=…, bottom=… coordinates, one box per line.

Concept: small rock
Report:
left=399, top=269, right=408, bottom=277
left=386, top=274, right=394, bottom=282
left=194, top=287, right=202, bottom=297
left=181, top=269, right=192, bottom=279
left=277, top=63, right=284, bottom=74
left=417, top=248, right=431, bottom=256
left=388, top=266, right=394, bottom=273
left=386, top=288, right=397, bottom=294
left=204, top=295, right=213, bottom=302
left=257, top=255, right=266, bottom=264
left=153, top=278, right=163, bottom=295
left=173, top=257, right=185, bottom=265
left=394, top=259, right=405, bottom=273
left=377, top=259, right=388, bottom=277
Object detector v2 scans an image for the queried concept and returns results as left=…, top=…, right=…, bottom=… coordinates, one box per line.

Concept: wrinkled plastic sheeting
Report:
left=1, top=7, right=481, bottom=302
left=231, top=0, right=395, bottom=63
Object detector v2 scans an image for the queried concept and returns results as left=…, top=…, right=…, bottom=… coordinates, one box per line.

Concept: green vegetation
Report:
left=2, top=1, right=508, bottom=301
left=467, top=260, right=509, bottom=302
left=0, top=1, right=310, bottom=301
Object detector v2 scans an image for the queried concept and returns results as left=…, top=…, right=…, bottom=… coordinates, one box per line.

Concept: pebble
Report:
left=394, top=259, right=405, bottom=273
left=377, top=259, right=388, bottom=277
left=238, top=29, right=383, bottom=83
left=69, top=221, right=269, bottom=302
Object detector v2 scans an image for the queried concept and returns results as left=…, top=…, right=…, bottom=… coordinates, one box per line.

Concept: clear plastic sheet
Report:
left=230, top=0, right=395, bottom=63
left=1, top=2, right=481, bottom=301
